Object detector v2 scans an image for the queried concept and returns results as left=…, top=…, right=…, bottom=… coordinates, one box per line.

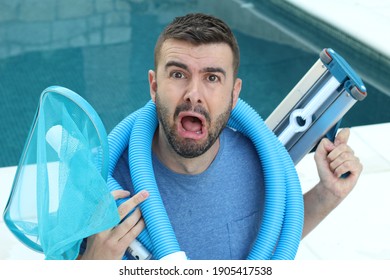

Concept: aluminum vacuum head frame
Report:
left=266, top=48, right=367, bottom=165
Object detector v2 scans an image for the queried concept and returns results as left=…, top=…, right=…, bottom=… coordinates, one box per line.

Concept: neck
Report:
left=152, top=126, right=220, bottom=175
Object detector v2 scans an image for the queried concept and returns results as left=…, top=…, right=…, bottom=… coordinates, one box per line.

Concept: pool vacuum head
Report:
left=266, top=48, right=367, bottom=164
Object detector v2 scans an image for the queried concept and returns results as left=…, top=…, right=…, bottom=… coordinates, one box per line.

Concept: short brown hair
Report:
left=154, top=13, right=240, bottom=78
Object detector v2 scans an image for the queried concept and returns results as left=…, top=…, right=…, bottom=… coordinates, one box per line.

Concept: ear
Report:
left=232, top=78, right=242, bottom=109
left=148, top=70, right=157, bottom=102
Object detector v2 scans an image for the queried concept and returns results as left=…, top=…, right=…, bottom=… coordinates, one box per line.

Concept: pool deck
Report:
left=286, top=0, right=390, bottom=59
left=1, top=0, right=389, bottom=260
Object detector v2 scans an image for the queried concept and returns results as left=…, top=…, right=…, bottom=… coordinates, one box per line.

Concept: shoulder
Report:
left=221, top=127, right=257, bottom=154
left=218, top=127, right=262, bottom=174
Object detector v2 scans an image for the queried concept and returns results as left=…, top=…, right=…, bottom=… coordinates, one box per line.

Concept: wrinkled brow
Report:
left=165, top=61, right=226, bottom=77
left=165, top=61, right=188, bottom=71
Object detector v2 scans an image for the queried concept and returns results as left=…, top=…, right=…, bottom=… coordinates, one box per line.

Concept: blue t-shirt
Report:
left=113, top=127, right=265, bottom=260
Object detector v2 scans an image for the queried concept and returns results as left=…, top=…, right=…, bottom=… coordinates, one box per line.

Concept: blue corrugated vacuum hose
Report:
left=107, top=99, right=304, bottom=260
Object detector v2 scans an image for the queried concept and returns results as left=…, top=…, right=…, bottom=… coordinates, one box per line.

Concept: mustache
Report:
left=174, top=102, right=211, bottom=123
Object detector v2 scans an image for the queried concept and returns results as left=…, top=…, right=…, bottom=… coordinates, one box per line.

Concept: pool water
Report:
left=1, top=0, right=389, bottom=167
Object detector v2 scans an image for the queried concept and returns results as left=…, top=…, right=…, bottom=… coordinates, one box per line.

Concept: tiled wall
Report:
left=0, top=0, right=132, bottom=59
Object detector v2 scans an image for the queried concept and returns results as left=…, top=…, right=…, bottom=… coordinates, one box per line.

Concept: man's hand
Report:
left=302, top=128, right=363, bottom=238
left=314, top=128, right=363, bottom=198
left=80, top=190, right=149, bottom=259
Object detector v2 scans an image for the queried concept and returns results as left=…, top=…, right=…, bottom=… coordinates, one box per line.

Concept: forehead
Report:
left=158, top=39, right=234, bottom=72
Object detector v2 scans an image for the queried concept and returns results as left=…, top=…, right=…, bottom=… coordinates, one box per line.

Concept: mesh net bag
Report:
left=3, top=86, right=119, bottom=259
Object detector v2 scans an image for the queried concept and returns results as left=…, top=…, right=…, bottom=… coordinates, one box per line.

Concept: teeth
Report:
left=182, top=128, right=202, bottom=134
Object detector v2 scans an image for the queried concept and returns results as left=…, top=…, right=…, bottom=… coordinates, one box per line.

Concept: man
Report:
left=80, top=13, right=362, bottom=260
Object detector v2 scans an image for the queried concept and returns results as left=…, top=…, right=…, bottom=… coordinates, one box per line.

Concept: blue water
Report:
left=1, top=0, right=389, bottom=167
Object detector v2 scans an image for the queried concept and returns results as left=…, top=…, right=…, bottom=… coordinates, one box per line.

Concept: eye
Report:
left=170, top=71, right=186, bottom=79
left=207, top=74, right=220, bottom=83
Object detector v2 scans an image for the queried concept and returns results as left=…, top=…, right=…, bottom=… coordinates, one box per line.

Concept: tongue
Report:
left=182, top=116, right=202, bottom=132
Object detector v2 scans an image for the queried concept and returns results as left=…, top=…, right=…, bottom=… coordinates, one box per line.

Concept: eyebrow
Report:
left=165, top=61, right=188, bottom=71
left=165, top=61, right=226, bottom=77
left=203, top=67, right=226, bottom=77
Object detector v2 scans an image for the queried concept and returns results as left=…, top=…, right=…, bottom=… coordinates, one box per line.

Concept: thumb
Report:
left=334, top=128, right=350, bottom=146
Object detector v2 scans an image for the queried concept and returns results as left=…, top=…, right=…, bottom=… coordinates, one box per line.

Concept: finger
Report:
left=329, top=150, right=354, bottom=173
left=333, top=157, right=362, bottom=178
left=333, top=161, right=352, bottom=178
left=334, top=128, right=350, bottom=146
left=314, top=137, right=335, bottom=161
left=327, top=143, right=353, bottom=162
left=111, top=190, right=131, bottom=200
left=316, top=138, right=334, bottom=157
left=118, top=218, right=146, bottom=248
left=118, top=190, right=149, bottom=220
left=113, top=207, right=142, bottom=239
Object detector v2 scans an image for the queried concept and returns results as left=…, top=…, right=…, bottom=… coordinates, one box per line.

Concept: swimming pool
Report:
left=1, top=0, right=389, bottom=167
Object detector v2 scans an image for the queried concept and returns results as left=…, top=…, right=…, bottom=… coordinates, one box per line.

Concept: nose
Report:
left=183, top=78, right=204, bottom=105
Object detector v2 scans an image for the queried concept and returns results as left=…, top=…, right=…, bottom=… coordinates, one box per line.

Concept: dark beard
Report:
left=155, top=93, right=233, bottom=158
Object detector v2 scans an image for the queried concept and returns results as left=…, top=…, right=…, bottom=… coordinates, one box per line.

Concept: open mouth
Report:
left=177, top=111, right=207, bottom=140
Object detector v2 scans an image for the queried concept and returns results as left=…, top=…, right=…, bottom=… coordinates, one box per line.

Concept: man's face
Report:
left=149, top=39, right=241, bottom=158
